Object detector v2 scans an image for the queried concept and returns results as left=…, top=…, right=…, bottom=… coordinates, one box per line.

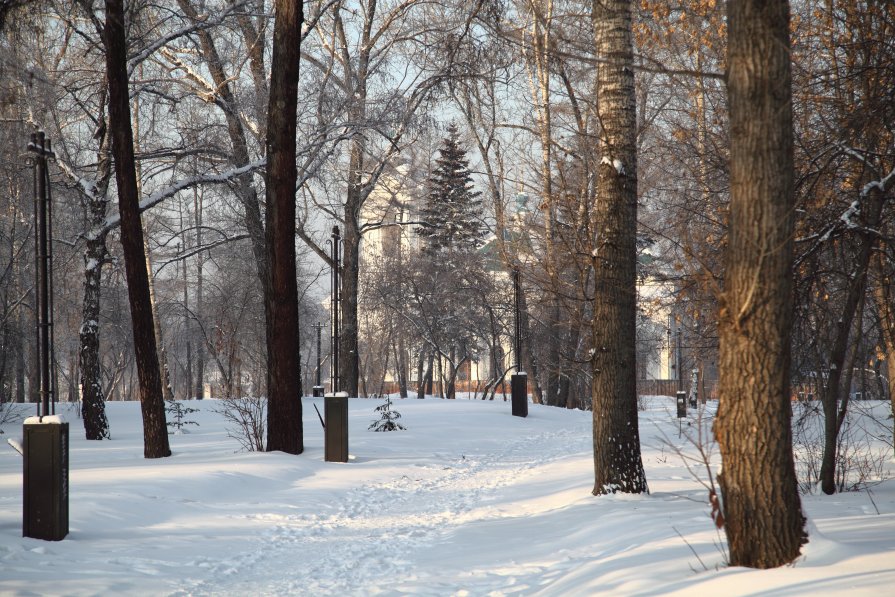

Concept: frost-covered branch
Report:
left=90, top=160, right=265, bottom=240
left=127, top=2, right=246, bottom=76
left=795, top=152, right=895, bottom=266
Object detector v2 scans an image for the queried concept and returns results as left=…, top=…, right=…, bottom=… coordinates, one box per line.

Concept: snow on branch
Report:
left=127, top=2, right=246, bottom=77
left=862, top=165, right=895, bottom=198
left=92, top=159, right=264, bottom=240
left=54, top=156, right=102, bottom=201
left=360, top=219, right=426, bottom=235
left=795, top=155, right=894, bottom=266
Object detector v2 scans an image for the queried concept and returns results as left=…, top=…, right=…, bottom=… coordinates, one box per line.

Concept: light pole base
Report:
left=324, top=393, right=349, bottom=462
left=23, top=417, right=69, bottom=541
left=511, top=373, right=528, bottom=418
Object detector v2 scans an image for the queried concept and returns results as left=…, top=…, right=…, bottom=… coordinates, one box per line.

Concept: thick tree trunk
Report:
left=590, top=0, right=647, bottom=495
left=264, top=0, right=304, bottom=454
left=715, top=0, right=805, bottom=567
left=104, top=0, right=170, bottom=458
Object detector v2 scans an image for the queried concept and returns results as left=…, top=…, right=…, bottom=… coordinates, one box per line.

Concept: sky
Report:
left=1, top=397, right=893, bottom=596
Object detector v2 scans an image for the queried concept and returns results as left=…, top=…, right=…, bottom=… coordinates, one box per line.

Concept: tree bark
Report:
left=715, top=0, right=805, bottom=568
left=264, top=0, right=304, bottom=454
left=590, top=0, right=647, bottom=495
left=103, top=0, right=170, bottom=458
left=80, top=231, right=111, bottom=440
left=872, top=249, right=895, bottom=456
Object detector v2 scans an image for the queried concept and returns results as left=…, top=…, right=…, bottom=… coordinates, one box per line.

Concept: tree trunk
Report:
left=80, top=233, right=111, bottom=440
left=14, top=325, right=25, bottom=403
left=871, top=249, right=895, bottom=456
left=425, top=352, right=434, bottom=396
left=590, top=0, right=647, bottom=495
left=715, top=0, right=805, bottom=567
left=182, top=235, right=193, bottom=400
left=341, top=168, right=363, bottom=398
left=415, top=348, right=426, bottom=399
left=194, top=184, right=205, bottom=400
left=518, top=279, right=543, bottom=404
left=394, top=333, right=408, bottom=398
left=103, top=0, right=170, bottom=458
left=264, top=0, right=304, bottom=454
left=817, top=188, right=885, bottom=493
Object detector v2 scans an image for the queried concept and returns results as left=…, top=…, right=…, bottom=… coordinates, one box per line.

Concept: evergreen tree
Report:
left=417, top=123, right=484, bottom=255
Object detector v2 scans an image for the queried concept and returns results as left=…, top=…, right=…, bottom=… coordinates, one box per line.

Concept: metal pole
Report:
left=513, top=267, right=522, bottom=370
left=676, top=328, right=683, bottom=393
left=312, top=322, right=324, bottom=388
left=331, top=226, right=341, bottom=394
left=28, top=132, right=56, bottom=419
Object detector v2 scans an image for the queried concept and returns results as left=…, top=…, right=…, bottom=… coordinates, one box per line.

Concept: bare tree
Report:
left=103, top=0, right=170, bottom=458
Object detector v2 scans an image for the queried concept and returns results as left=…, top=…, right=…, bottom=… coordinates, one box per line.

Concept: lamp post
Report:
left=324, top=226, right=348, bottom=462
left=328, top=226, right=342, bottom=394
left=28, top=132, right=57, bottom=419
left=23, top=132, right=69, bottom=541
left=676, top=327, right=683, bottom=393
left=510, top=267, right=528, bottom=417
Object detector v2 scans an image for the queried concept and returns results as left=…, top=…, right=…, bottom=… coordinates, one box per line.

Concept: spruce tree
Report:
left=417, top=123, right=484, bottom=255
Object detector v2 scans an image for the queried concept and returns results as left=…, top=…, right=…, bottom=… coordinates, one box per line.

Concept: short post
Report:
left=324, top=392, right=349, bottom=463
left=511, top=268, right=528, bottom=418
left=676, top=391, right=687, bottom=418
left=23, top=417, right=69, bottom=541
left=676, top=390, right=687, bottom=438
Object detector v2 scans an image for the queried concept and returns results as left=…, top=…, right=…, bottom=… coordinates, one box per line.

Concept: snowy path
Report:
left=4, top=399, right=894, bottom=596
left=181, top=422, right=589, bottom=596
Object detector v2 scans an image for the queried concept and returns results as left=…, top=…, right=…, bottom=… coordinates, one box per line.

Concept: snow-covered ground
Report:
left=1, top=397, right=893, bottom=596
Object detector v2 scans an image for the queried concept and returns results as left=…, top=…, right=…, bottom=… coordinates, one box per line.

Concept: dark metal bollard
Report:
left=511, top=373, right=528, bottom=418
left=676, top=391, right=687, bottom=418
left=324, top=393, right=349, bottom=462
left=23, top=418, right=69, bottom=541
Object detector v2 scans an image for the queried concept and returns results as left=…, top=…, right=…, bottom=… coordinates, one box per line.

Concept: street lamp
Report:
left=511, top=267, right=528, bottom=418
left=324, top=226, right=348, bottom=462
left=23, top=132, right=69, bottom=541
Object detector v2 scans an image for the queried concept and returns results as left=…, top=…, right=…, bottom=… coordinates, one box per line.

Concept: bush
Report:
left=214, top=395, right=266, bottom=451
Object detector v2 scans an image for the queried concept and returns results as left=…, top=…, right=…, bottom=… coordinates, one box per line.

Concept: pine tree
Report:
left=417, top=123, right=484, bottom=255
